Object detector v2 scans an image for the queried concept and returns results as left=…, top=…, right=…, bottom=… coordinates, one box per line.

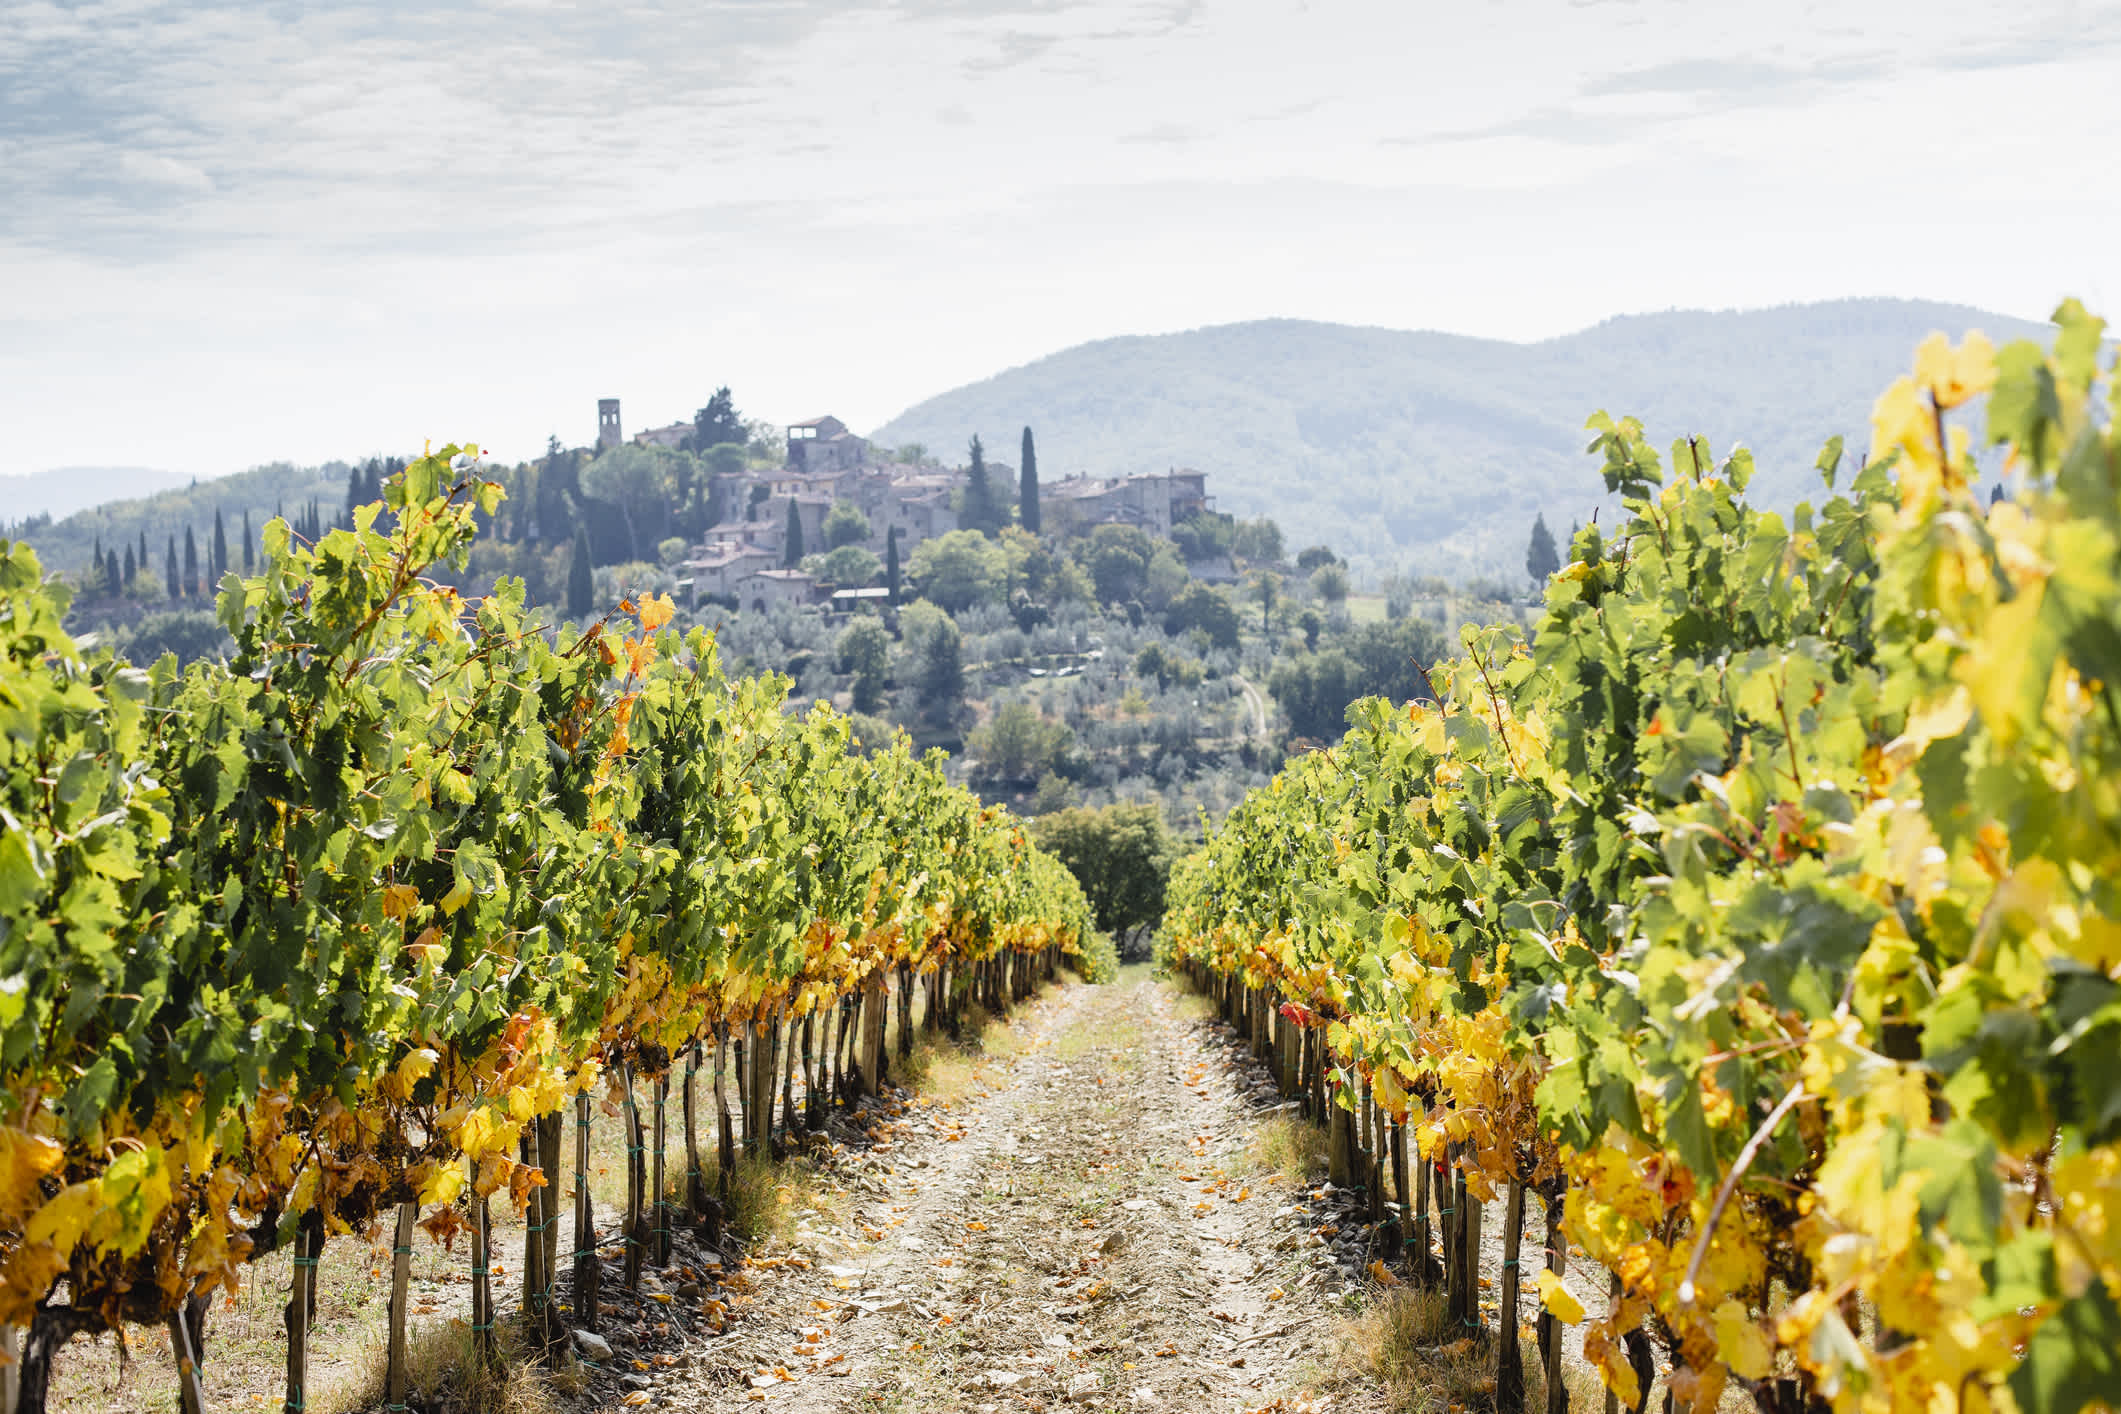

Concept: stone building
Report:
left=786, top=416, right=868, bottom=474
left=633, top=421, right=691, bottom=449
left=1040, top=469, right=1210, bottom=540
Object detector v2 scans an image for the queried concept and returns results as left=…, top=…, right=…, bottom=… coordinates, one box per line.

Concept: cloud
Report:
left=118, top=150, right=214, bottom=190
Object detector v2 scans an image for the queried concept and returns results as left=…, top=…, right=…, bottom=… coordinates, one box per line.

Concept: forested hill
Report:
left=870, top=298, right=2054, bottom=576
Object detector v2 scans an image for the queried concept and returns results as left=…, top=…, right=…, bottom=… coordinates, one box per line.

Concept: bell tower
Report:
left=597, top=399, right=622, bottom=450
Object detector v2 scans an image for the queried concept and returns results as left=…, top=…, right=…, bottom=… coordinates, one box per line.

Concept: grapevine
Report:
left=0, top=454, right=1097, bottom=1409
left=1168, top=305, right=2121, bottom=1414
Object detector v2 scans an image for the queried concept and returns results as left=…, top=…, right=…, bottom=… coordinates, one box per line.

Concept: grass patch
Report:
left=897, top=996, right=1038, bottom=1104
left=326, top=1313, right=565, bottom=1414
left=1329, top=1286, right=1569, bottom=1414
left=1335, top=1287, right=1493, bottom=1414
left=1246, top=1111, right=1329, bottom=1186
left=686, top=1151, right=849, bottom=1247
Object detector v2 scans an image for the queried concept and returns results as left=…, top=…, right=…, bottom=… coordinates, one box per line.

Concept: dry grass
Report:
left=897, top=993, right=1042, bottom=1104
left=323, top=1314, right=564, bottom=1414
left=1336, top=1287, right=1497, bottom=1414
left=688, top=1150, right=851, bottom=1247
left=1247, top=1111, right=1330, bottom=1186
left=1330, top=1285, right=1587, bottom=1414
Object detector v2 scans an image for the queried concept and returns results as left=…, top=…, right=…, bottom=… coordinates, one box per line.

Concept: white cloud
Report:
left=1, top=0, right=2115, bottom=481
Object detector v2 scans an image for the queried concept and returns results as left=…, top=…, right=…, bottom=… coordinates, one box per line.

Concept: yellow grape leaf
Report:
left=1535, top=1270, right=1584, bottom=1324
left=419, top=1162, right=465, bottom=1207
left=638, top=593, right=675, bottom=632
left=439, top=875, right=474, bottom=916
left=1912, top=330, right=1996, bottom=410
left=382, top=883, right=421, bottom=921
left=1713, top=1300, right=1772, bottom=1380
left=0, top=1129, right=65, bottom=1225
left=0, top=1242, right=65, bottom=1325
left=25, top=1180, right=104, bottom=1258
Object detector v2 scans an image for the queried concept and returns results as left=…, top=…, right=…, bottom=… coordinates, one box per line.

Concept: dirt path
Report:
left=632, top=970, right=1357, bottom=1413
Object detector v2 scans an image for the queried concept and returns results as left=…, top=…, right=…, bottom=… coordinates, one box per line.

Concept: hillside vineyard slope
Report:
left=870, top=298, right=2055, bottom=575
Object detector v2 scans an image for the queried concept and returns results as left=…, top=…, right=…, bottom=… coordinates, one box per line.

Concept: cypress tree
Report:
left=783, top=498, right=805, bottom=567
left=886, top=526, right=901, bottom=606
left=212, top=509, right=228, bottom=581
left=962, top=435, right=994, bottom=536
left=567, top=527, right=595, bottom=617
left=165, top=537, right=179, bottom=601
left=105, top=549, right=120, bottom=594
left=123, top=544, right=136, bottom=587
left=1525, top=512, right=1560, bottom=587
left=1019, top=426, right=1040, bottom=534
left=182, top=527, right=199, bottom=598
left=242, top=511, right=254, bottom=573
left=92, top=536, right=103, bottom=591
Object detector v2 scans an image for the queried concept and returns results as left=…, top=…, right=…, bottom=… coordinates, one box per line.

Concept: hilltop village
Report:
left=588, top=399, right=1212, bottom=613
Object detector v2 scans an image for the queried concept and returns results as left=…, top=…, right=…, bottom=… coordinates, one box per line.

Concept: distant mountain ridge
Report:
left=870, top=299, right=2054, bottom=576
left=1, top=466, right=191, bottom=523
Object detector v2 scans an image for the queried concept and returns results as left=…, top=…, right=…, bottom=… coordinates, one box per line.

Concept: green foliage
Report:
left=910, top=529, right=1009, bottom=613
left=836, top=617, right=891, bottom=713
left=823, top=499, right=871, bottom=550
left=1162, top=582, right=1241, bottom=652
left=1231, top=516, right=1284, bottom=565
left=687, top=386, right=745, bottom=452
left=113, top=609, right=229, bottom=667
left=1170, top=510, right=1235, bottom=565
left=1031, top=803, right=1175, bottom=959
left=813, top=544, right=882, bottom=586
left=1309, top=562, right=1350, bottom=604
left=0, top=460, right=1094, bottom=1346
left=1266, top=607, right=1441, bottom=740
left=968, top=701, right=1074, bottom=786
left=1295, top=544, right=1340, bottom=573
left=1082, top=523, right=1156, bottom=604
left=1168, top=310, right=2121, bottom=1414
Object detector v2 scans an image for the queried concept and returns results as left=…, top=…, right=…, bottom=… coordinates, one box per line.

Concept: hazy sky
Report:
left=3, top=0, right=2115, bottom=483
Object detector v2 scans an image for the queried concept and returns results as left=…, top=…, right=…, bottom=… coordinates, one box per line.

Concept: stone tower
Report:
left=598, top=399, right=622, bottom=451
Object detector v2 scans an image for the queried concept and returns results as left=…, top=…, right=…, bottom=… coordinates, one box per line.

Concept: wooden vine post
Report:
left=538, top=1111, right=563, bottom=1351
left=620, top=1062, right=645, bottom=1290
left=1327, top=1068, right=1356, bottom=1188
left=386, top=1199, right=417, bottom=1411
left=1497, top=1177, right=1528, bottom=1414
left=778, top=1006, right=800, bottom=1139
left=896, top=965, right=914, bottom=1059
left=282, top=1210, right=319, bottom=1414
left=468, top=1159, right=494, bottom=1367
left=684, top=1043, right=706, bottom=1218
left=797, top=1015, right=818, bottom=1129
left=1542, top=1182, right=1568, bottom=1414
left=713, top=1029, right=736, bottom=1204
left=858, top=971, right=887, bottom=1097
left=574, top=1089, right=600, bottom=1331
left=167, top=1307, right=207, bottom=1414
left=653, top=1071, right=670, bottom=1268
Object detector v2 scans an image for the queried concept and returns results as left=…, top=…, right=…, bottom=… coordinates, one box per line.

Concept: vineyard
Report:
left=5, top=307, right=2118, bottom=1414
left=1168, top=304, right=2121, bottom=1414
left=0, top=457, right=1104, bottom=1414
